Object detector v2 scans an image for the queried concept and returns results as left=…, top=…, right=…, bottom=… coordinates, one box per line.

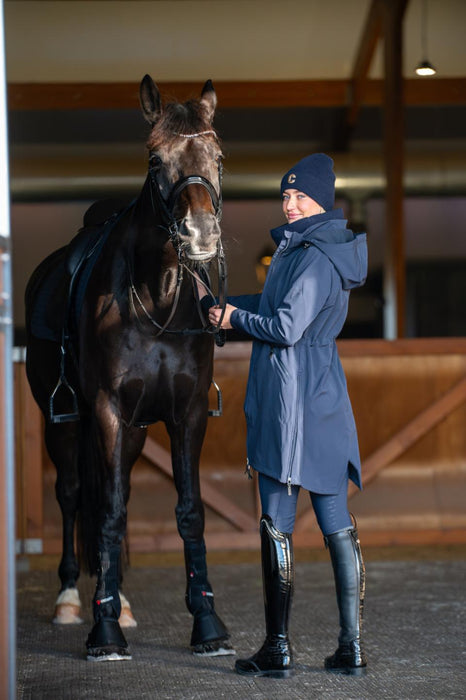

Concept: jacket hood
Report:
left=270, top=209, right=367, bottom=290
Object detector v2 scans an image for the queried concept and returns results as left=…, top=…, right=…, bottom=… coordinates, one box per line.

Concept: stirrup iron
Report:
left=49, top=344, right=79, bottom=423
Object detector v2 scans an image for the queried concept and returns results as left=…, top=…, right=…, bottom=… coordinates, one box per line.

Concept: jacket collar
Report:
left=270, top=208, right=345, bottom=246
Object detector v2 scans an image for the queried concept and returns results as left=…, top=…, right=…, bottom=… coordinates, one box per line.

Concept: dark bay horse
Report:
left=25, top=75, right=232, bottom=661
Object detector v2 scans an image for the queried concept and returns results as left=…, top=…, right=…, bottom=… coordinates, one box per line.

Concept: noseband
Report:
left=148, top=146, right=223, bottom=246
left=129, top=132, right=227, bottom=345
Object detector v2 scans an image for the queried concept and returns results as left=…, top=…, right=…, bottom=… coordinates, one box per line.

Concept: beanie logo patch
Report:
left=287, top=173, right=296, bottom=184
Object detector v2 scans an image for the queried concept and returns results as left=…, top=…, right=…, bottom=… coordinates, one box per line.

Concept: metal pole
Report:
left=0, top=0, right=17, bottom=698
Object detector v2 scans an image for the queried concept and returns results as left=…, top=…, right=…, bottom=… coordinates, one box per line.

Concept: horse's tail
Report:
left=76, top=412, right=102, bottom=576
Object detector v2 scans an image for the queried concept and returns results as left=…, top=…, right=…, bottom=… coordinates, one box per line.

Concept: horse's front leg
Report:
left=168, top=415, right=234, bottom=656
left=86, top=397, right=145, bottom=661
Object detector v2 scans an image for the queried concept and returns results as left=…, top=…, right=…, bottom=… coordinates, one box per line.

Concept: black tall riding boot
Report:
left=324, top=523, right=367, bottom=676
left=235, top=515, right=294, bottom=678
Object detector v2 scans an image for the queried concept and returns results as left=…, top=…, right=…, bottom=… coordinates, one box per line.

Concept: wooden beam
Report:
left=381, top=0, right=410, bottom=339
left=142, top=436, right=256, bottom=532
left=7, top=80, right=348, bottom=111
left=347, top=0, right=383, bottom=130
left=295, top=374, right=466, bottom=533
left=7, top=78, right=466, bottom=111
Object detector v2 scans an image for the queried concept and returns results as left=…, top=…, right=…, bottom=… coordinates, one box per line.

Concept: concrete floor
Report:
left=16, top=548, right=466, bottom=700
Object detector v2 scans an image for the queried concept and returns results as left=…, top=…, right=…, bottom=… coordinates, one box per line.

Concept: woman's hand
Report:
left=209, top=303, right=237, bottom=330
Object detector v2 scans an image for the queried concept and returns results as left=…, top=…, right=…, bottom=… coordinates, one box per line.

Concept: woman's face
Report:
left=282, top=189, right=323, bottom=223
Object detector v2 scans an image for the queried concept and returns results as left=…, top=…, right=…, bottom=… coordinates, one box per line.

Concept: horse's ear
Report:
left=200, top=80, right=217, bottom=124
left=140, top=74, right=162, bottom=125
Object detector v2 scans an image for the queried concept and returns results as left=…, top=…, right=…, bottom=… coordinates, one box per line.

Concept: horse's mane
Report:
left=146, top=99, right=217, bottom=151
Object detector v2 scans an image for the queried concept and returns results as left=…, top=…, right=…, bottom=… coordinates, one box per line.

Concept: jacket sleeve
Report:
left=226, top=293, right=262, bottom=313
left=230, top=250, right=333, bottom=346
left=200, top=293, right=261, bottom=314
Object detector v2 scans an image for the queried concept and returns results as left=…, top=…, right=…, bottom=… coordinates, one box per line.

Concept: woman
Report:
left=201, top=153, right=368, bottom=678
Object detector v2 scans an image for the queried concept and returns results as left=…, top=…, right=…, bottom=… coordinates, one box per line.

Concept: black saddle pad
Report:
left=28, top=248, right=68, bottom=342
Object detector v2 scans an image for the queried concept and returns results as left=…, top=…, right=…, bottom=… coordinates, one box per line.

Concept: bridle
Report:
left=129, top=131, right=227, bottom=345
left=147, top=137, right=223, bottom=245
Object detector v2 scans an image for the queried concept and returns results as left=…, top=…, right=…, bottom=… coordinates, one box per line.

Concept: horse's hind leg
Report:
left=169, top=419, right=234, bottom=656
left=45, top=422, right=83, bottom=625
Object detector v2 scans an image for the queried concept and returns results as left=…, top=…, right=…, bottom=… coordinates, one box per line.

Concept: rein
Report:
left=129, top=132, right=226, bottom=345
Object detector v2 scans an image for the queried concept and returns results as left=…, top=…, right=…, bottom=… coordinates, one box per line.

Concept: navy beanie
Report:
left=280, top=153, right=335, bottom=211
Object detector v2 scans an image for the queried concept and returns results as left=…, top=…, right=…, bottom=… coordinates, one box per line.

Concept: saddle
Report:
left=66, top=198, right=131, bottom=276
left=29, top=198, right=132, bottom=422
left=30, top=198, right=131, bottom=344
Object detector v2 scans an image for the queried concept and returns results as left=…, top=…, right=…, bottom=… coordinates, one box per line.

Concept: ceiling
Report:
left=5, top=0, right=466, bottom=82
left=5, top=0, right=466, bottom=199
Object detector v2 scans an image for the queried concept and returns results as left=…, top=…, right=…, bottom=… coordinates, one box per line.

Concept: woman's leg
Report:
left=259, top=472, right=300, bottom=534
left=310, top=479, right=367, bottom=675
left=310, top=482, right=352, bottom=536
left=235, top=474, right=297, bottom=678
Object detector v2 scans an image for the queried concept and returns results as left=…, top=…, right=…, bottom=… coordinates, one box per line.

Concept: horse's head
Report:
left=140, top=75, right=223, bottom=264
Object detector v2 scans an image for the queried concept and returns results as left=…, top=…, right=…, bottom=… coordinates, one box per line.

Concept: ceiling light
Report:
left=415, top=59, right=436, bottom=76
left=415, top=0, right=436, bottom=77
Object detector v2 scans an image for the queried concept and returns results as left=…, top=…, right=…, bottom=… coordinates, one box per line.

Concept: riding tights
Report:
left=258, top=472, right=352, bottom=536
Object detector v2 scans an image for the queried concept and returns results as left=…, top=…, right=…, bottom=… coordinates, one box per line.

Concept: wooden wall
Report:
left=15, top=339, right=466, bottom=554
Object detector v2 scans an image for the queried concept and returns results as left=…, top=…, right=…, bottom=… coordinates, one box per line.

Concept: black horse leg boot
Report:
left=86, top=547, right=130, bottom=660
left=324, top=522, right=367, bottom=676
left=235, top=515, right=294, bottom=678
left=184, top=540, right=232, bottom=655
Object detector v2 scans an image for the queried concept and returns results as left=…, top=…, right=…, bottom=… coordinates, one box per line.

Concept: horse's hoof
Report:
left=86, top=617, right=131, bottom=661
left=53, top=588, right=83, bottom=625
left=87, top=648, right=132, bottom=662
left=118, top=591, right=137, bottom=628
left=192, top=639, right=236, bottom=657
left=191, top=609, right=230, bottom=648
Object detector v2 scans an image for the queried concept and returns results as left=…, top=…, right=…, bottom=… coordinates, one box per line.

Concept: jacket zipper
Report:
left=286, top=369, right=301, bottom=495
left=269, top=235, right=295, bottom=493
left=267, top=237, right=290, bottom=281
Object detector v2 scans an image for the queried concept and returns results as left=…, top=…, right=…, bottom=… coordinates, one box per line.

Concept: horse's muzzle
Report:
left=179, top=216, right=221, bottom=263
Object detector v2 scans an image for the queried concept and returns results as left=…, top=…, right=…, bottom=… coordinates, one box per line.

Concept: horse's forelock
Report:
left=146, top=99, right=216, bottom=151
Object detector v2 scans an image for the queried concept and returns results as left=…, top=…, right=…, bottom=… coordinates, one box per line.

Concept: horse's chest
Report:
left=118, top=342, right=211, bottom=427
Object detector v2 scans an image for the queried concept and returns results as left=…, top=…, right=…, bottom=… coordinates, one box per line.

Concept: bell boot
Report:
left=324, top=522, right=367, bottom=676
left=235, top=514, right=294, bottom=678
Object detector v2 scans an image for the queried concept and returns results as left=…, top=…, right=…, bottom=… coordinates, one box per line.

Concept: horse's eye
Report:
left=149, top=153, right=163, bottom=170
